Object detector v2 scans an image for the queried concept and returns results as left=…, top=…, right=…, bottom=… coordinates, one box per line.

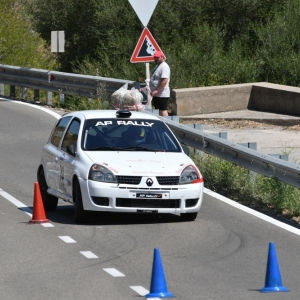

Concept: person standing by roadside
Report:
left=149, top=51, right=170, bottom=116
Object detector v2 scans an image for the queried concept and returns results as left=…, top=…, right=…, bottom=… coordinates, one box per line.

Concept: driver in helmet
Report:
left=128, top=126, right=146, bottom=146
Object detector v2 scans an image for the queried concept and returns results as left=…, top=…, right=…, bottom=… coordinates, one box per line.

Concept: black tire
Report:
left=37, top=167, right=58, bottom=211
left=73, top=179, right=87, bottom=223
left=180, top=212, right=198, bottom=221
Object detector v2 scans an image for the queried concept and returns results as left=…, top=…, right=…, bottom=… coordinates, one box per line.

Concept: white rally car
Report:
left=37, top=109, right=204, bottom=223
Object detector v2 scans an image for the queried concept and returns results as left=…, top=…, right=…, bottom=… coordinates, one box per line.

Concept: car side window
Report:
left=61, top=119, right=80, bottom=152
left=50, top=116, right=72, bottom=147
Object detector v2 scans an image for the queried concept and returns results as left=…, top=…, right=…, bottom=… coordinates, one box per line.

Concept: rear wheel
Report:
left=73, top=179, right=87, bottom=223
left=180, top=212, right=198, bottom=221
left=37, top=167, right=58, bottom=211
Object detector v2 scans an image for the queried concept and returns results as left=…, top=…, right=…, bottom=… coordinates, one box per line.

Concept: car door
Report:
left=59, top=118, right=81, bottom=199
left=45, top=116, right=72, bottom=192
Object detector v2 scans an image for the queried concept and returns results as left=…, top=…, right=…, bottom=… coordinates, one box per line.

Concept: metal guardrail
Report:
left=1, top=64, right=299, bottom=189
left=161, top=116, right=300, bottom=189
left=0, top=64, right=138, bottom=101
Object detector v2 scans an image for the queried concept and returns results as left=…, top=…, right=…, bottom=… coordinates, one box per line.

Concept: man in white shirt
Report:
left=149, top=51, right=171, bottom=116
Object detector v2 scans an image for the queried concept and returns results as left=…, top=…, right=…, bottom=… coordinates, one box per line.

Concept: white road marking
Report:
left=59, top=236, right=77, bottom=243
left=0, top=187, right=54, bottom=227
left=204, top=188, right=300, bottom=236
left=42, top=222, right=54, bottom=228
left=130, top=286, right=149, bottom=296
left=2, top=99, right=61, bottom=119
left=130, top=286, right=161, bottom=299
left=0, top=188, right=32, bottom=217
left=103, top=268, right=125, bottom=277
left=80, top=251, right=98, bottom=259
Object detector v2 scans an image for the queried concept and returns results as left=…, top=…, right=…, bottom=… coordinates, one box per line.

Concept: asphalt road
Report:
left=1, top=99, right=300, bottom=300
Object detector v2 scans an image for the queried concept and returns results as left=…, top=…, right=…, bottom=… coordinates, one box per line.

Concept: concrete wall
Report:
left=171, top=82, right=300, bottom=116
left=249, top=83, right=300, bottom=116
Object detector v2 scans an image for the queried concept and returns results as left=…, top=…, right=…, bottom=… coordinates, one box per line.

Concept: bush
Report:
left=190, top=151, right=300, bottom=218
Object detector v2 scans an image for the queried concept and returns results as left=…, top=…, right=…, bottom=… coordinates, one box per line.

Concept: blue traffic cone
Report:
left=145, top=248, right=174, bottom=298
left=260, top=242, right=289, bottom=293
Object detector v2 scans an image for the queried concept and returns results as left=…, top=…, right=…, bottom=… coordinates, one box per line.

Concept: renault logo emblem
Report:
left=146, top=178, right=153, bottom=186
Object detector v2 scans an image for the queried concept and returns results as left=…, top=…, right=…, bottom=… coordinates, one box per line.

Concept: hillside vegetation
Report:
left=25, top=0, right=300, bottom=89
left=0, top=0, right=55, bottom=68
left=2, top=0, right=300, bottom=89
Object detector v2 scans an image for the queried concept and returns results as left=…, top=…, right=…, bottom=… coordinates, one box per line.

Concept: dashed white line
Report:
left=42, top=222, right=54, bottom=228
left=130, top=286, right=149, bottom=296
left=103, top=268, right=125, bottom=277
left=80, top=251, right=98, bottom=259
left=59, top=236, right=77, bottom=243
left=130, top=286, right=160, bottom=299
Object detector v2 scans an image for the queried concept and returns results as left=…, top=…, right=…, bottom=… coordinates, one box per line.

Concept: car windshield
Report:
left=82, top=118, right=181, bottom=152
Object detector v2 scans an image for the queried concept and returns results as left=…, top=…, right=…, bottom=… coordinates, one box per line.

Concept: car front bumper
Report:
left=79, top=177, right=204, bottom=214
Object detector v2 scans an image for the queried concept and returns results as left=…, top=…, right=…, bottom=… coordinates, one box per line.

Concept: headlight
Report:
left=179, top=165, right=203, bottom=184
left=89, top=164, right=117, bottom=183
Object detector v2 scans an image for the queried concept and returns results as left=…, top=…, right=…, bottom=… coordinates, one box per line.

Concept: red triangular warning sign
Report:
left=130, top=28, right=165, bottom=63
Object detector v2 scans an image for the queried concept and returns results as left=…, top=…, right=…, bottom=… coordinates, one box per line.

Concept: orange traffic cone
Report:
left=29, top=182, right=49, bottom=224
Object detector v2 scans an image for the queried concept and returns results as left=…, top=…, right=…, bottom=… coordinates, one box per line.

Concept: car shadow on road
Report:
left=44, top=204, right=186, bottom=226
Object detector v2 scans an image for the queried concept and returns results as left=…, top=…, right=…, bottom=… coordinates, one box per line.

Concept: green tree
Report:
left=26, top=0, right=293, bottom=88
left=255, top=0, right=300, bottom=86
left=28, top=0, right=142, bottom=72
left=0, top=0, right=54, bottom=68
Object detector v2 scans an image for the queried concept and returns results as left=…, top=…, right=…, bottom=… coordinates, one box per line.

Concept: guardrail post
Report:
left=211, top=132, right=228, bottom=139
left=166, top=115, right=180, bottom=123
left=59, top=93, right=64, bottom=103
left=0, top=83, right=4, bottom=96
left=238, top=142, right=257, bottom=151
left=34, top=89, right=39, bottom=102
left=238, top=142, right=258, bottom=183
left=22, top=87, right=28, bottom=100
left=46, top=91, right=52, bottom=106
left=269, top=154, right=289, bottom=161
left=10, top=85, right=16, bottom=98
left=185, top=124, right=204, bottom=157
left=186, top=123, right=203, bottom=131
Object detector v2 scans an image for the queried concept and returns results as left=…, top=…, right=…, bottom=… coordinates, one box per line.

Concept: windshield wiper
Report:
left=87, top=146, right=122, bottom=151
left=122, top=146, right=159, bottom=151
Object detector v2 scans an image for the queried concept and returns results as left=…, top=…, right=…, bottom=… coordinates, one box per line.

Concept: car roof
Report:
left=63, top=110, right=161, bottom=121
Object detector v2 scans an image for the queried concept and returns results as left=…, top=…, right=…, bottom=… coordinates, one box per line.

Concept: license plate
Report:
left=136, top=193, right=162, bottom=199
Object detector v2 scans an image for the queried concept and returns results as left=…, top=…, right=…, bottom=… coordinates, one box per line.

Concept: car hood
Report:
left=84, top=151, right=193, bottom=176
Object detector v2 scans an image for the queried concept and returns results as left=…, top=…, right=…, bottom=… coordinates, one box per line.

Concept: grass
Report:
left=190, top=150, right=300, bottom=223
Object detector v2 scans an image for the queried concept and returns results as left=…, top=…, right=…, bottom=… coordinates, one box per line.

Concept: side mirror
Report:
left=66, top=144, right=77, bottom=156
left=182, top=145, right=190, bottom=156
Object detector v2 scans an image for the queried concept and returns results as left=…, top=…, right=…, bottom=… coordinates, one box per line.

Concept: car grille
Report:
left=116, top=176, right=179, bottom=186
left=156, top=176, right=179, bottom=185
left=116, top=198, right=180, bottom=208
left=116, top=176, right=142, bottom=185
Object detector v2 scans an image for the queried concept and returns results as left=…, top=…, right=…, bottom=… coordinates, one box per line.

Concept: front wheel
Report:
left=180, top=212, right=198, bottom=221
left=73, top=179, right=88, bottom=223
left=38, top=167, right=58, bottom=211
